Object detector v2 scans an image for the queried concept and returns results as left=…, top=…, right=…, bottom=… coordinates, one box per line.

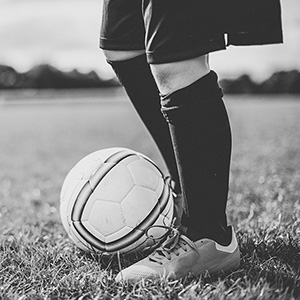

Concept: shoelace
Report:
left=145, top=225, right=199, bottom=264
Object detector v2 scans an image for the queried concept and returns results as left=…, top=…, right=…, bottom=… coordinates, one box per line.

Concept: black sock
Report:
left=161, top=71, right=232, bottom=245
left=107, top=55, right=181, bottom=194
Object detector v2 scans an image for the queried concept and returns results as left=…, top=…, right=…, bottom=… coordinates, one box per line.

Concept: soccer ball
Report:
left=60, top=147, right=174, bottom=256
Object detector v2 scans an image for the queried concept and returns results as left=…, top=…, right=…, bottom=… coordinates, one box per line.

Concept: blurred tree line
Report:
left=0, top=64, right=300, bottom=94
left=0, top=64, right=118, bottom=90
left=220, top=71, right=300, bottom=94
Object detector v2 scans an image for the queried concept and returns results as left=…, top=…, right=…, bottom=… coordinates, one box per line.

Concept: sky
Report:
left=0, top=0, right=299, bottom=81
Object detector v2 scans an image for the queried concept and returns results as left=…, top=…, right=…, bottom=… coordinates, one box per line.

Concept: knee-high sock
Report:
left=107, top=55, right=181, bottom=194
left=161, top=71, right=232, bottom=244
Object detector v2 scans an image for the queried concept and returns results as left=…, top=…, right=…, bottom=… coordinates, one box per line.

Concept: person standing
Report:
left=99, top=0, right=283, bottom=282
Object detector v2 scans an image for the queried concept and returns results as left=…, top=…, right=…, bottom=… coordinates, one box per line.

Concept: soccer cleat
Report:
left=115, top=226, right=240, bottom=282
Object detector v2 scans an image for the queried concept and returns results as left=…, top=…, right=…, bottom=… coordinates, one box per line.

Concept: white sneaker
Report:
left=115, top=226, right=240, bottom=282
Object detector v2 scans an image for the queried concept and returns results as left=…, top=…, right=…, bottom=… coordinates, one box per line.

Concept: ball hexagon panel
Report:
left=126, top=159, right=162, bottom=191
left=81, top=200, right=125, bottom=238
left=89, top=163, right=134, bottom=203
left=120, top=186, right=158, bottom=228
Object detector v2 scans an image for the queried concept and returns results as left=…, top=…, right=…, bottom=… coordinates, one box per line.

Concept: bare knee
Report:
left=103, top=49, right=145, bottom=62
left=150, top=55, right=210, bottom=94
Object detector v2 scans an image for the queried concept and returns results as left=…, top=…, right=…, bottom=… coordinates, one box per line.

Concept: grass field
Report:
left=0, top=91, right=299, bottom=299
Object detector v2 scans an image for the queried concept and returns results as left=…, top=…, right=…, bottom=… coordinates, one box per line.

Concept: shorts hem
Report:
left=146, top=41, right=226, bottom=64
left=99, top=37, right=145, bottom=51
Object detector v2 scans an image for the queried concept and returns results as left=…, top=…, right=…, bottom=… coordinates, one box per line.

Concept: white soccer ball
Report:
left=60, top=147, right=174, bottom=256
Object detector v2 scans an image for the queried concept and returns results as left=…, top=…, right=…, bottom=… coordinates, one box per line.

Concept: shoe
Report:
left=115, top=226, right=240, bottom=283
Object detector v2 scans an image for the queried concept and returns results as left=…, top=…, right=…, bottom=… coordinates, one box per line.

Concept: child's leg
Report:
left=151, top=56, right=232, bottom=245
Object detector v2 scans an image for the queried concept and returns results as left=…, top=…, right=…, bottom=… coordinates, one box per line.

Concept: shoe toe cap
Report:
left=115, top=265, right=161, bottom=283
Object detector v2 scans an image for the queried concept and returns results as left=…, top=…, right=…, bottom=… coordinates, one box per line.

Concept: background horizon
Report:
left=0, top=0, right=299, bottom=81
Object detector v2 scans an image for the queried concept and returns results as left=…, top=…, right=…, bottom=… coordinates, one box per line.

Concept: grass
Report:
left=0, top=91, right=299, bottom=299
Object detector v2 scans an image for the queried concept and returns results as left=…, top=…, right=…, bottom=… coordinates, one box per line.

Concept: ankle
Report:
left=183, top=226, right=232, bottom=246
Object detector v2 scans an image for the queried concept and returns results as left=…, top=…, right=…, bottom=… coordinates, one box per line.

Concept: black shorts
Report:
left=100, top=0, right=227, bottom=64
